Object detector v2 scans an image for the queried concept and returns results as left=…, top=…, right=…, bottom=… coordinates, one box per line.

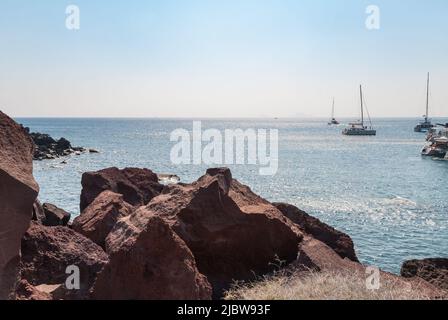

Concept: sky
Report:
left=0, top=0, right=447, bottom=118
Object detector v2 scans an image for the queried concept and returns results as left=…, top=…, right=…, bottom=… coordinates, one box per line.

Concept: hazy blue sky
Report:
left=1, top=0, right=447, bottom=117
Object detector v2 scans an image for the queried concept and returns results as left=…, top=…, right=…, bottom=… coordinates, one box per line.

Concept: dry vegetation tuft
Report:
left=224, top=269, right=446, bottom=300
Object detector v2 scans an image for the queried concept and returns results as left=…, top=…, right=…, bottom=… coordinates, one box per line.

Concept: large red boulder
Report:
left=72, top=191, right=134, bottom=249
left=92, top=215, right=212, bottom=300
left=401, top=258, right=448, bottom=291
left=20, top=223, right=109, bottom=299
left=108, top=168, right=302, bottom=297
left=273, top=203, right=358, bottom=262
left=80, top=167, right=163, bottom=211
left=0, top=111, right=39, bottom=299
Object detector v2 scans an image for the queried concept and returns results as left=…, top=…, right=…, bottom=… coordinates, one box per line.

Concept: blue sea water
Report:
left=17, top=117, right=448, bottom=274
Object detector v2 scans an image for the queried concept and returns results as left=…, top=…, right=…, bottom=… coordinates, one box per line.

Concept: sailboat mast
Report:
left=332, top=98, right=335, bottom=118
left=426, top=72, right=430, bottom=121
left=360, top=85, right=364, bottom=127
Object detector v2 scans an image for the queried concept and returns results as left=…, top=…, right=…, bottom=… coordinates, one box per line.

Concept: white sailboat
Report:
left=414, top=72, right=434, bottom=132
left=328, top=98, right=339, bottom=125
left=342, top=85, right=376, bottom=136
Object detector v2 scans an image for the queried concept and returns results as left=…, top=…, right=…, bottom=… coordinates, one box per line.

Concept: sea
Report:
left=16, top=117, right=448, bottom=274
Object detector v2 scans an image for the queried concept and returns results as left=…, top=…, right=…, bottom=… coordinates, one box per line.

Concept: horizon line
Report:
left=12, top=115, right=448, bottom=120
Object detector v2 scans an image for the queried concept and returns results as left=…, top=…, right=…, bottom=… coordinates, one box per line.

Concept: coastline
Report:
left=1, top=111, right=447, bottom=300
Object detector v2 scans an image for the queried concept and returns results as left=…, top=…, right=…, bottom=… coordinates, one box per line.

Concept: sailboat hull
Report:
left=414, top=123, right=434, bottom=132
left=421, top=146, right=447, bottom=158
left=343, top=128, right=377, bottom=136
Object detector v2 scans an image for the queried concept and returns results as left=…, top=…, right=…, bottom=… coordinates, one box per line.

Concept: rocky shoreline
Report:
left=1, top=110, right=447, bottom=300
left=22, top=127, right=99, bottom=161
left=26, top=130, right=85, bottom=160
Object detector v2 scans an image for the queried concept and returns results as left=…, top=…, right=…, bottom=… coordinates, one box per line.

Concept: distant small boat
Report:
left=342, top=85, right=376, bottom=136
left=328, top=98, right=340, bottom=125
left=414, top=73, right=434, bottom=133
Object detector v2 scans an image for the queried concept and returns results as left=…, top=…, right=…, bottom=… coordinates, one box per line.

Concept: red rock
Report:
left=108, top=168, right=302, bottom=297
left=72, top=191, right=134, bottom=249
left=42, top=203, right=71, bottom=226
left=32, top=201, right=71, bottom=227
left=0, top=111, right=39, bottom=299
left=273, top=202, right=359, bottom=262
left=401, top=258, right=448, bottom=291
left=80, top=167, right=163, bottom=211
left=20, top=222, right=109, bottom=299
left=92, top=215, right=212, bottom=300
left=295, top=236, right=361, bottom=272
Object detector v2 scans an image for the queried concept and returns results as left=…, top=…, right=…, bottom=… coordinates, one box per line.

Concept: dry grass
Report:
left=224, top=269, right=446, bottom=301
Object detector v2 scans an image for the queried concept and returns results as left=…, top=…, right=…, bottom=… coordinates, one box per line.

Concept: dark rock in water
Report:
left=42, top=203, right=71, bottom=227
left=273, top=202, right=359, bottom=262
left=0, top=111, right=39, bottom=299
left=55, top=138, right=71, bottom=152
left=30, top=133, right=56, bottom=147
left=401, top=258, right=448, bottom=291
left=80, top=167, right=164, bottom=212
left=72, top=191, right=134, bottom=250
left=92, top=216, right=212, bottom=300
left=20, top=222, right=109, bottom=300
left=29, top=131, right=86, bottom=161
